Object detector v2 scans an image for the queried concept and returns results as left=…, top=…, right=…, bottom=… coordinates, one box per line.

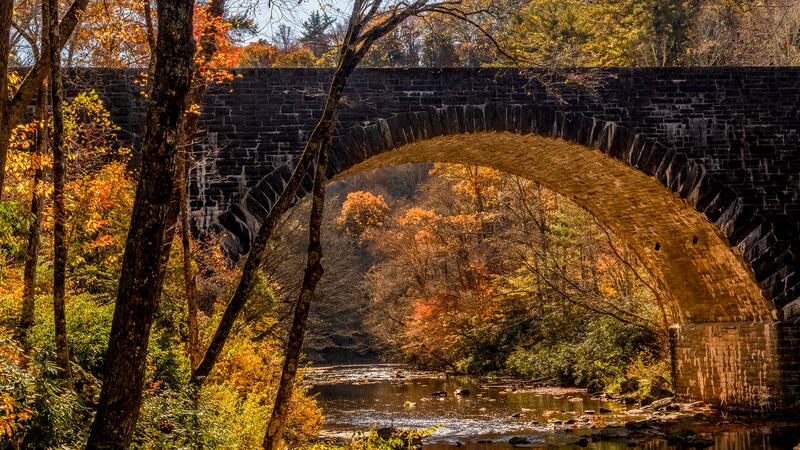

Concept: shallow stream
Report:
left=307, top=364, right=800, bottom=449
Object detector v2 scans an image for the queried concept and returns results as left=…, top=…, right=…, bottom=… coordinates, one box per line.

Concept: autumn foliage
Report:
left=336, top=191, right=389, bottom=239
left=347, top=163, right=670, bottom=388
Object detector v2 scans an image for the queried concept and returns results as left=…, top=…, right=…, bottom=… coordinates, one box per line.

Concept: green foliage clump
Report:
left=133, top=385, right=234, bottom=449
left=309, top=427, right=438, bottom=450
left=0, top=201, right=32, bottom=267
left=26, top=293, right=113, bottom=378
left=506, top=314, right=659, bottom=392
left=0, top=344, right=88, bottom=448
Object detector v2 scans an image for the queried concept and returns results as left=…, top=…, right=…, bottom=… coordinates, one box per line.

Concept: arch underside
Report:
left=218, top=100, right=797, bottom=324
left=331, top=133, right=772, bottom=324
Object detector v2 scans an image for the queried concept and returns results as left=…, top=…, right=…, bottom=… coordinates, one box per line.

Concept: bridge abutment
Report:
left=670, top=320, right=800, bottom=412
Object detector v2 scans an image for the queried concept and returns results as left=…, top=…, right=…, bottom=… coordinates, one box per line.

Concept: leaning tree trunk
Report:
left=18, top=86, right=48, bottom=352
left=85, top=0, right=195, bottom=447
left=187, top=0, right=426, bottom=387
left=189, top=40, right=364, bottom=388
left=48, top=0, right=73, bottom=386
left=262, top=126, right=331, bottom=450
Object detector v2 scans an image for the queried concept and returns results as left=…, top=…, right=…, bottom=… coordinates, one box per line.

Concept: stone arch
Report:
left=218, top=103, right=795, bottom=325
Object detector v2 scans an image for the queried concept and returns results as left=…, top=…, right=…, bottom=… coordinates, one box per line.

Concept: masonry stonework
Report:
left=59, top=67, right=800, bottom=411
left=670, top=320, right=800, bottom=411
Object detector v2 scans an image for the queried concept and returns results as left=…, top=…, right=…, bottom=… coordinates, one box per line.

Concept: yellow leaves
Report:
left=336, top=191, right=390, bottom=238
left=237, top=42, right=323, bottom=69
left=0, top=393, right=32, bottom=440
left=273, top=48, right=318, bottom=68
left=71, top=0, right=152, bottom=67
left=186, top=102, right=202, bottom=117
left=6, top=71, right=22, bottom=90
left=507, top=0, right=663, bottom=67
left=397, top=207, right=438, bottom=228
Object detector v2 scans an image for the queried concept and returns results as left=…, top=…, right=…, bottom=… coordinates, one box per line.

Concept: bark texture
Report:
left=85, top=0, right=195, bottom=446
left=19, top=86, right=48, bottom=351
left=0, top=0, right=12, bottom=198
left=262, top=128, right=330, bottom=450
left=48, top=0, right=73, bottom=385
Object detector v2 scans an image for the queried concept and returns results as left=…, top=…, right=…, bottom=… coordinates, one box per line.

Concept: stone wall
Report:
left=670, top=320, right=800, bottom=411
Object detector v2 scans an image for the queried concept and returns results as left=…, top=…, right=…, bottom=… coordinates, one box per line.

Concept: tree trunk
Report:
left=0, top=0, right=12, bottom=198
left=48, top=0, right=73, bottom=386
left=180, top=155, right=200, bottom=368
left=85, top=0, right=195, bottom=447
left=18, top=86, right=48, bottom=352
left=262, top=128, right=331, bottom=450
left=176, top=0, right=225, bottom=371
left=0, top=0, right=89, bottom=199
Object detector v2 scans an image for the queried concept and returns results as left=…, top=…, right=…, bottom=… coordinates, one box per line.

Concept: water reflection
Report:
left=307, top=364, right=800, bottom=449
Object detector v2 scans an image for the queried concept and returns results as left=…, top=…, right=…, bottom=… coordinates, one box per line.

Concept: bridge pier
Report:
left=669, top=320, right=800, bottom=412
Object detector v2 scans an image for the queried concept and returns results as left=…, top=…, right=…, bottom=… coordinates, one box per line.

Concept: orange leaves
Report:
left=71, top=0, right=152, bottom=67
left=336, top=191, right=390, bottom=238
left=236, top=41, right=321, bottom=68
left=431, top=162, right=503, bottom=210
left=398, top=207, right=438, bottom=228
left=193, top=4, right=237, bottom=83
left=68, top=162, right=134, bottom=258
left=0, top=392, right=32, bottom=442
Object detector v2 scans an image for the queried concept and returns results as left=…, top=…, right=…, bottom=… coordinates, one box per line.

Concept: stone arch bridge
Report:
left=66, top=67, right=800, bottom=411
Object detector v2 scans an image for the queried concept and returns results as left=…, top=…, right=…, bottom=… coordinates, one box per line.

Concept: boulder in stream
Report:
left=508, top=436, right=530, bottom=446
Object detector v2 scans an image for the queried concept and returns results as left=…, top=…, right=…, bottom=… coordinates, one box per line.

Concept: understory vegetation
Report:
left=0, top=93, right=322, bottom=448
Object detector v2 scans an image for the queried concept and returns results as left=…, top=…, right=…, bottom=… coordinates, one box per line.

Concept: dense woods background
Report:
left=1, top=0, right=799, bottom=448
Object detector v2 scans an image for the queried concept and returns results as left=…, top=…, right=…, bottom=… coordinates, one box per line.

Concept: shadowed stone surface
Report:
left=59, top=67, right=800, bottom=410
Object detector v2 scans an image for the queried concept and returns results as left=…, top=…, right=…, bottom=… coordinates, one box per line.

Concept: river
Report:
left=307, top=364, right=800, bottom=449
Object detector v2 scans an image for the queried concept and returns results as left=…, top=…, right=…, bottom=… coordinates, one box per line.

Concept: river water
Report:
left=307, top=364, right=800, bottom=449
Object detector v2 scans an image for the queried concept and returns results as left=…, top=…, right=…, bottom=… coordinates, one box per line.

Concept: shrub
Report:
left=0, top=201, right=32, bottom=268
left=0, top=343, right=88, bottom=448
left=28, top=293, right=114, bottom=378
left=506, top=314, right=660, bottom=392
left=133, top=385, right=233, bottom=449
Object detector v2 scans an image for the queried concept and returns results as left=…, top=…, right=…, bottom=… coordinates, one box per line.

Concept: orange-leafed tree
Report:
left=336, top=191, right=389, bottom=238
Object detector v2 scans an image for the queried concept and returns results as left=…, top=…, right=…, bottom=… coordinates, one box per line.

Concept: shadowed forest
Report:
left=1, top=0, right=799, bottom=448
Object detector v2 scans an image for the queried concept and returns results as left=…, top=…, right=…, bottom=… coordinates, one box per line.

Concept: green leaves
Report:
left=0, top=201, right=33, bottom=266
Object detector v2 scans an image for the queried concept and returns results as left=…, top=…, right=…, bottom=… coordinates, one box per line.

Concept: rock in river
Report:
left=508, top=436, right=530, bottom=446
